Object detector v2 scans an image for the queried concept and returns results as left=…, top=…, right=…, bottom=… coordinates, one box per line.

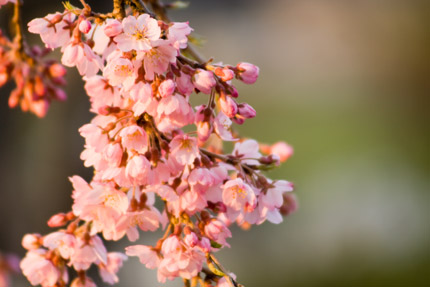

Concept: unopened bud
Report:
left=219, top=95, right=237, bottom=118
left=47, top=213, right=68, bottom=227
left=104, top=19, right=122, bottom=37
left=79, top=20, right=92, bottom=34
left=22, top=234, right=41, bottom=250
left=236, top=62, right=259, bottom=84
left=237, top=103, right=256, bottom=119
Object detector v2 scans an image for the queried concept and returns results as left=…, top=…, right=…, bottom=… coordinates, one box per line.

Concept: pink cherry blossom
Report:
left=125, top=245, right=160, bottom=269
left=169, top=134, right=199, bottom=166
left=114, top=14, right=161, bottom=52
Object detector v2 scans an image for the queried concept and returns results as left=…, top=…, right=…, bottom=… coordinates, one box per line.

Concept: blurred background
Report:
left=0, top=0, right=429, bottom=286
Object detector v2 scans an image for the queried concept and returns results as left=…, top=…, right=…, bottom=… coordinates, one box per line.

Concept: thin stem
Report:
left=12, top=0, right=24, bottom=54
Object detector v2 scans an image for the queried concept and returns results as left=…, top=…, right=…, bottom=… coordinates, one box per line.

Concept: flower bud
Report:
left=22, top=233, right=41, bottom=250
left=237, top=103, right=256, bottom=119
left=192, top=69, right=216, bottom=94
left=104, top=19, right=122, bottom=37
left=47, top=213, right=68, bottom=227
left=158, top=79, right=175, bottom=98
left=49, top=63, right=67, bottom=78
left=79, top=20, right=92, bottom=34
left=215, top=67, right=234, bottom=82
left=184, top=232, right=199, bottom=247
left=219, top=95, right=237, bottom=118
left=236, top=62, right=259, bottom=84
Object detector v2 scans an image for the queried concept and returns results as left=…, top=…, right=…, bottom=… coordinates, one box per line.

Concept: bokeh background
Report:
left=0, top=0, right=429, bottom=286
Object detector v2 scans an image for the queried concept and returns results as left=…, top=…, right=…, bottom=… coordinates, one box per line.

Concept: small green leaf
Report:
left=210, top=240, right=223, bottom=249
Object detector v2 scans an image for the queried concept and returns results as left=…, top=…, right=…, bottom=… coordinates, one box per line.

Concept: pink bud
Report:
left=184, top=232, right=199, bottom=247
left=197, top=121, right=212, bottom=142
left=215, top=67, right=234, bottom=82
left=199, top=237, right=211, bottom=253
left=192, top=69, right=216, bottom=94
left=237, top=103, right=256, bottom=119
left=219, top=95, right=237, bottom=118
left=47, top=213, right=67, bottom=227
left=79, top=20, right=92, bottom=34
left=158, top=79, right=175, bottom=98
left=49, top=63, right=67, bottom=78
left=104, top=19, right=122, bottom=37
left=236, top=62, right=259, bottom=84
left=22, top=234, right=41, bottom=250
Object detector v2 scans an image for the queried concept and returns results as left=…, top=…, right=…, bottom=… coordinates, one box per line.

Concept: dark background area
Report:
left=0, top=0, right=429, bottom=286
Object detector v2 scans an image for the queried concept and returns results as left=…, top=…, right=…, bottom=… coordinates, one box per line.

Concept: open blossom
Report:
left=222, top=178, right=256, bottom=213
left=20, top=249, right=61, bottom=287
left=62, top=42, right=103, bottom=77
left=28, top=13, right=75, bottom=49
left=170, top=134, right=199, bottom=165
left=114, top=14, right=161, bottom=52
left=98, top=252, right=127, bottom=284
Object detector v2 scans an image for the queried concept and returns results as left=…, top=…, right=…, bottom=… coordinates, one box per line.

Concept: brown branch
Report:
left=113, top=0, right=126, bottom=19
left=12, top=0, right=24, bottom=54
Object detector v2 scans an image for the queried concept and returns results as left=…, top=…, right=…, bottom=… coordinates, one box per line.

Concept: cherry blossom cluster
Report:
left=0, top=0, right=67, bottom=118
left=1, top=0, right=298, bottom=286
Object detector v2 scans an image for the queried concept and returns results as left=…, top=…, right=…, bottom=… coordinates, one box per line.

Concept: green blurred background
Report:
left=0, top=0, right=429, bottom=286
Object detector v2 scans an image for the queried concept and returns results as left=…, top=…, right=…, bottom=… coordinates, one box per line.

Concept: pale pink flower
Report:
left=176, top=72, right=194, bottom=96
left=233, top=139, right=261, bottom=165
left=184, top=232, right=199, bottom=248
left=192, top=69, right=216, bottom=94
left=169, top=134, right=199, bottom=166
left=43, top=231, right=77, bottom=259
left=142, top=43, right=177, bottom=81
left=222, top=178, right=256, bottom=212
left=214, top=112, right=236, bottom=141
left=119, top=125, right=148, bottom=153
left=114, top=14, right=161, bottom=52
left=126, top=245, right=160, bottom=269
left=103, top=52, right=136, bottom=87
left=129, top=82, right=157, bottom=116
left=104, top=19, right=123, bottom=37
left=204, top=219, right=232, bottom=247
left=125, top=155, right=151, bottom=185
left=115, top=209, right=160, bottom=241
left=158, top=79, right=176, bottom=98
left=28, top=13, right=75, bottom=49
left=84, top=76, right=121, bottom=113
left=103, top=143, right=123, bottom=167
left=180, top=189, right=207, bottom=214
left=99, top=252, right=127, bottom=284
left=167, top=22, right=193, bottom=50
left=20, top=249, right=60, bottom=287
left=236, top=62, right=259, bottom=84
left=69, top=236, right=107, bottom=271
left=79, top=123, right=109, bottom=152
left=62, top=42, right=103, bottom=77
